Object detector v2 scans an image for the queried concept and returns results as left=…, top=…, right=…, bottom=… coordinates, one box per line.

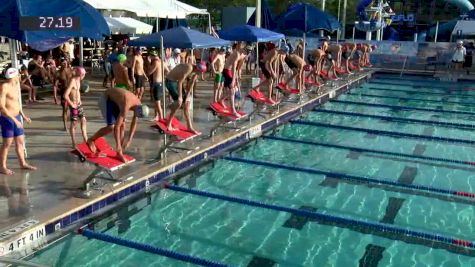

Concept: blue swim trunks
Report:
left=106, top=98, right=120, bottom=125
left=0, top=115, right=24, bottom=138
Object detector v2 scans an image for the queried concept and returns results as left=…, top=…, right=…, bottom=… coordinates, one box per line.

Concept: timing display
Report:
left=19, top=16, right=80, bottom=31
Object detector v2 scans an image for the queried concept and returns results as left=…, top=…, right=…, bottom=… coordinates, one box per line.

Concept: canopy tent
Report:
left=83, top=0, right=208, bottom=19
left=105, top=17, right=153, bottom=35
left=0, top=0, right=109, bottom=49
left=129, top=26, right=229, bottom=48
left=275, top=3, right=341, bottom=34
left=468, top=9, right=475, bottom=20
left=219, top=25, right=284, bottom=42
left=452, top=20, right=475, bottom=37
left=247, top=0, right=277, bottom=30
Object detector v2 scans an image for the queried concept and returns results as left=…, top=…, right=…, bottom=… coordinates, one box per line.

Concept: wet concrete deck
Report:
left=0, top=69, right=371, bottom=257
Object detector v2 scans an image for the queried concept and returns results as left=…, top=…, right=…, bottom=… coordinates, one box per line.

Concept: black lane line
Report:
left=283, top=206, right=318, bottom=230
left=380, top=197, right=406, bottom=224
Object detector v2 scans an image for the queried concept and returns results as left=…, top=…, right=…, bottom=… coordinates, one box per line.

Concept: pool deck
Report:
left=0, top=69, right=372, bottom=258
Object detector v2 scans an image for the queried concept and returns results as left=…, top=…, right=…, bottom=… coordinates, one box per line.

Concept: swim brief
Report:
left=0, top=115, right=24, bottom=138
left=69, top=105, right=85, bottom=121
left=223, top=69, right=233, bottom=88
left=285, top=57, right=298, bottom=70
left=259, top=62, right=272, bottom=79
left=214, top=73, right=224, bottom=84
left=165, top=79, right=188, bottom=103
left=115, top=83, right=128, bottom=90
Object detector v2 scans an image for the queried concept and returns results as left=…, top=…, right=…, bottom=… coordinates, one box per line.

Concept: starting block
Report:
left=208, top=102, right=248, bottom=137
left=247, top=89, right=281, bottom=119
left=149, top=117, right=201, bottom=161
left=73, top=137, right=135, bottom=196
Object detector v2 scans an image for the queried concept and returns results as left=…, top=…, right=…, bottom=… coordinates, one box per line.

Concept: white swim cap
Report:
left=173, top=48, right=181, bottom=54
left=457, top=40, right=463, bottom=45
left=135, top=104, right=150, bottom=118
left=4, top=68, right=19, bottom=79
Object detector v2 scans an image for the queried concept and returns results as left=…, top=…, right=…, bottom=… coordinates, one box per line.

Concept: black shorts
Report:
left=285, top=57, right=298, bottom=70
left=152, top=82, right=163, bottom=101
left=343, top=52, right=351, bottom=60
left=259, top=62, right=271, bottom=79
left=134, top=74, right=146, bottom=88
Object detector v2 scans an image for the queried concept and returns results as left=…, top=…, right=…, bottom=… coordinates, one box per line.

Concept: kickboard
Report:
left=276, top=83, right=300, bottom=94
left=74, top=137, right=135, bottom=170
left=154, top=117, right=200, bottom=140
left=209, top=102, right=247, bottom=120
left=248, top=89, right=280, bottom=106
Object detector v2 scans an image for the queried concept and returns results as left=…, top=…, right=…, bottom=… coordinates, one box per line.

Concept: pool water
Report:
left=29, top=74, right=475, bottom=266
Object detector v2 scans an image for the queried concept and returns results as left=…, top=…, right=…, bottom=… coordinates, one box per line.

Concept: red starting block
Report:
left=277, top=83, right=300, bottom=94
left=153, top=117, right=200, bottom=141
left=209, top=102, right=247, bottom=120
left=248, top=89, right=280, bottom=106
left=74, top=137, right=135, bottom=170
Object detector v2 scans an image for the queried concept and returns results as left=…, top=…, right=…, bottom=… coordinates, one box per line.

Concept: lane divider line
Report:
left=346, top=92, right=475, bottom=107
left=263, top=135, right=475, bottom=167
left=223, top=156, right=475, bottom=200
left=330, top=99, right=475, bottom=116
left=78, top=228, right=230, bottom=267
left=312, top=109, right=475, bottom=129
left=166, top=182, right=475, bottom=249
left=291, top=120, right=475, bottom=146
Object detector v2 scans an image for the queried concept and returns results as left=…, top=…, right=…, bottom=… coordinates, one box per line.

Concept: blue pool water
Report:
left=29, top=74, right=475, bottom=266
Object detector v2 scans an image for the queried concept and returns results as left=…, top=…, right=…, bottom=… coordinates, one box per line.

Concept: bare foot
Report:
left=189, top=128, right=201, bottom=135
left=117, top=153, right=128, bottom=163
left=232, top=111, right=241, bottom=118
left=20, top=163, right=37, bottom=171
left=0, top=167, right=14, bottom=175
left=87, top=140, right=97, bottom=154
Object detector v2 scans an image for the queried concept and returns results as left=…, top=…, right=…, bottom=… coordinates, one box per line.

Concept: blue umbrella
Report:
left=219, top=25, right=284, bottom=42
left=247, top=0, right=277, bottom=30
left=0, top=0, right=109, bottom=51
left=129, top=26, right=230, bottom=49
left=276, top=3, right=341, bottom=34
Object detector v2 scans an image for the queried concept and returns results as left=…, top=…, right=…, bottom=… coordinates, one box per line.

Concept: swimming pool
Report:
left=28, top=74, right=475, bottom=266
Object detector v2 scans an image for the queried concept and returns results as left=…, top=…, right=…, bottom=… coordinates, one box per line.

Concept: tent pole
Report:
left=256, top=42, right=259, bottom=77
left=161, top=36, right=167, bottom=147
left=352, top=27, right=355, bottom=42
left=434, top=21, right=439, bottom=43
left=190, top=48, right=194, bottom=121
left=342, top=0, right=347, bottom=39
left=208, top=13, right=212, bottom=34
left=256, top=0, right=262, bottom=28
left=79, top=37, right=84, bottom=67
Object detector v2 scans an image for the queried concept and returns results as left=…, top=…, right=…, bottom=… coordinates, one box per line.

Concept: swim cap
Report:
left=4, top=68, right=19, bottom=79
left=149, top=50, right=158, bottom=56
left=457, top=40, right=463, bottom=45
left=135, top=104, right=150, bottom=118
left=117, top=54, right=127, bottom=63
left=173, top=48, right=181, bottom=54
left=80, top=81, right=90, bottom=93
left=280, top=45, right=290, bottom=53
left=75, top=67, right=86, bottom=77
left=303, top=64, right=312, bottom=72
left=195, top=62, right=207, bottom=73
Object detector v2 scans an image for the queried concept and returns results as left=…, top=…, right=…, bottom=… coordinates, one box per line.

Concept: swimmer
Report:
left=252, top=43, right=283, bottom=104
left=0, top=68, right=36, bottom=175
left=54, top=59, right=73, bottom=131
left=164, top=63, right=204, bottom=134
left=88, top=87, right=143, bottom=163
left=64, top=67, right=88, bottom=149
left=221, top=42, right=245, bottom=117
left=306, top=48, right=326, bottom=84
left=282, top=52, right=306, bottom=93
left=211, top=47, right=226, bottom=103
left=147, top=50, right=169, bottom=121
left=131, top=49, right=148, bottom=100
left=112, top=54, right=132, bottom=90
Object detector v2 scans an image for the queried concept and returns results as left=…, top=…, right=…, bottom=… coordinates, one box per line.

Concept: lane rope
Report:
left=331, top=99, right=475, bottom=116
left=346, top=92, right=475, bottom=107
left=313, top=109, right=475, bottom=129
left=169, top=171, right=475, bottom=249
left=263, top=135, right=475, bottom=167
left=292, top=119, right=475, bottom=145
left=79, top=228, right=230, bottom=267
left=364, top=86, right=475, bottom=99
left=224, top=156, right=475, bottom=200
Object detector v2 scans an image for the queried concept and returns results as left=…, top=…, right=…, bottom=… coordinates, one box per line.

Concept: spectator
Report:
left=452, top=40, right=466, bottom=71
left=19, top=66, right=36, bottom=103
left=167, top=48, right=181, bottom=70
